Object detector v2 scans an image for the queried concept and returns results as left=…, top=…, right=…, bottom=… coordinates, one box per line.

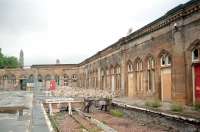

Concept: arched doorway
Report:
left=127, top=60, right=135, bottom=97
left=134, top=58, right=143, bottom=94
left=191, top=47, right=200, bottom=103
left=115, top=65, right=121, bottom=96
left=160, top=52, right=172, bottom=102
left=110, top=66, right=115, bottom=94
left=147, top=56, right=155, bottom=94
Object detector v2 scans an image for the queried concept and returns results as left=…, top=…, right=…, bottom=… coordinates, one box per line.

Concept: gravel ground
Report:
left=116, top=106, right=199, bottom=132
left=91, top=111, right=165, bottom=132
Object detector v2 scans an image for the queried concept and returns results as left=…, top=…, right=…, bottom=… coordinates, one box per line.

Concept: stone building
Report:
left=0, top=0, right=200, bottom=105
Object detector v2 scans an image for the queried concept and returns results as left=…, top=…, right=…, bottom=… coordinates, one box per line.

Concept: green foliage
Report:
left=170, top=102, right=183, bottom=112
left=0, top=53, right=19, bottom=69
left=193, top=102, right=200, bottom=111
left=110, top=109, right=124, bottom=117
left=145, top=99, right=162, bottom=108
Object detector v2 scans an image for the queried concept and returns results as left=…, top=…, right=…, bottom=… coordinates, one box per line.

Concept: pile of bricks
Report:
left=53, top=86, right=113, bottom=98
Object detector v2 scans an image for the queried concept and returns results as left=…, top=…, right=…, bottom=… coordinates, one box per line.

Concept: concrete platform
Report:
left=0, top=91, right=33, bottom=132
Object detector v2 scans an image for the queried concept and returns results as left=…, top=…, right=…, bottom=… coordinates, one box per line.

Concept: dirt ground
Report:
left=91, top=111, right=166, bottom=132
left=59, top=114, right=82, bottom=132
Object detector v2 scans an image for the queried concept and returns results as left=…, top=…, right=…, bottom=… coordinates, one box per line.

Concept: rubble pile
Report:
left=52, top=86, right=113, bottom=98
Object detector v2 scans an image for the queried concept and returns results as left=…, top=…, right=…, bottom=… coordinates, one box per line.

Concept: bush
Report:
left=170, top=103, right=183, bottom=112
left=110, top=109, right=124, bottom=117
left=193, top=102, right=200, bottom=111
left=145, top=99, right=161, bottom=108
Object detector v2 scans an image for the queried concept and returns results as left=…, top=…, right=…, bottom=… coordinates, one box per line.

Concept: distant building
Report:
left=19, top=49, right=24, bottom=68
left=56, top=59, right=60, bottom=64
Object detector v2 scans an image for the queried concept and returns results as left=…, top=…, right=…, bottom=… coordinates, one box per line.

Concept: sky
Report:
left=0, top=0, right=190, bottom=66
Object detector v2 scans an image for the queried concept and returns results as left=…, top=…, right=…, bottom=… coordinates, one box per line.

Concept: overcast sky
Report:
left=0, top=0, right=189, bottom=66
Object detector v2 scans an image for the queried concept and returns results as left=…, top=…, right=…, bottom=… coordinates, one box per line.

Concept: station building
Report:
left=0, top=0, right=200, bottom=105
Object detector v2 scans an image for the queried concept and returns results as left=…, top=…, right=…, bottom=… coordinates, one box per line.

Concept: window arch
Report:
left=45, top=74, right=51, bottom=80
left=115, top=65, right=120, bottom=74
left=63, top=74, right=68, bottom=86
left=115, top=65, right=121, bottom=96
left=29, top=74, right=34, bottom=83
left=147, top=56, right=155, bottom=70
left=134, top=58, right=143, bottom=92
left=147, top=56, right=155, bottom=93
left=3, top=75, right=8, bottom=80
left=127, top=61, right=133, bottom=73
left=135, top=59, right=143, bottom=71
left=192, top=48, right=199, bottom=61
left=38, top=74, right=43, bottom=82
left=10, top=74, right=16, bottom=84
left=63, top=74, right=69, bottom=79
left=111, top=66, right=115, bottom=75
left=160, top=54, right=171, bottom=66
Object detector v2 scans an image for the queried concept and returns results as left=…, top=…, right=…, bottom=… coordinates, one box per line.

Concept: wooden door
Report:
left=161, top=68, right=172, bottom=101
left=115, top=75, right=121, bottom=96
left=195, top=64, right=200, bottom=102
left=128, top=73, right=134, bottom=97
left=111, top=75, right=115, bottom=94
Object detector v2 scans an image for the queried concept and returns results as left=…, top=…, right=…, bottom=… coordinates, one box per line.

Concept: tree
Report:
left=0, top=52, right=19, bottom=69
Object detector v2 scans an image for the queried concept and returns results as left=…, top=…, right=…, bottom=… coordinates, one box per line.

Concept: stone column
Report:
left=120, top=49, right=126, bottom=97
left=172, top=23, right=186, bottom=103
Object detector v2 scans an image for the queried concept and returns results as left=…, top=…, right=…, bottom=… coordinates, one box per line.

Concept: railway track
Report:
left=51, top=111, right=103, bottom=132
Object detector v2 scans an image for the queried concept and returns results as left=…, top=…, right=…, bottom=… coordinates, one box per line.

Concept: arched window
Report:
left=135, top=59, right=143, bottom=91
left=115, top=65, right=121, bottom=96
left=63, top=74, right=68, bottom=79
left=192, top=48, right=199, bottom=61
left=115, top=66, right=120, bottom=74
left=38, top=74, right=43, bottom=82
left=72, top=74, right=77, bottom=81
left=45, top=74, right=51, bottom=80
left=147, top=56, right=155, bottom=93
left=63, top=74, right=68, bottom=86
left=3, top=75, right=8, bottom=80
left=128, top=62, right=133, bottom=73
left=136, top=60, right=143, bottom=71
left=161, top=54, right=171, bottom=66
left=148, top=56, right=155, bottom=70
left=10, top=74, right=16, bottom=84
left=29, top=75, right=34, bottom=83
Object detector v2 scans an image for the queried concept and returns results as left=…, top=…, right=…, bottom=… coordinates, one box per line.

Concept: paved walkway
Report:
left=32, top=89, right=50, bottom=132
